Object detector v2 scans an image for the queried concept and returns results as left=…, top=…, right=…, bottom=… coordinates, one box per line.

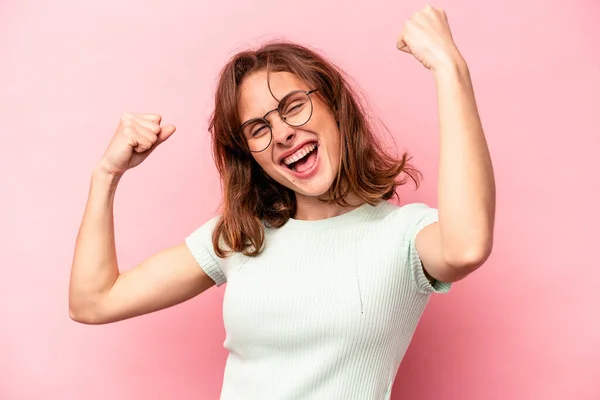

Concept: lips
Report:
left=277, top=140, right=319, bottom=166
left=282, top=142, right=317, bottom=166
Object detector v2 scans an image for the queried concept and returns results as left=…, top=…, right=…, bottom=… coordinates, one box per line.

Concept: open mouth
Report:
left=281, top=142, right=319, bottom=173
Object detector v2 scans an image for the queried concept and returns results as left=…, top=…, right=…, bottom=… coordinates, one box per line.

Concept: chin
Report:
left=292, top=176, right=335, bottom=198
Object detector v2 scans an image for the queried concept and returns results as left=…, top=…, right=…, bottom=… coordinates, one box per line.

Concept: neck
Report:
left=293, top=192, right=364, bottom=221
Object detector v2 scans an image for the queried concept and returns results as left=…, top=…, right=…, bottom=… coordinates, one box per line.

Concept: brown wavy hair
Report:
left=209, top=40, right=421, bottom=257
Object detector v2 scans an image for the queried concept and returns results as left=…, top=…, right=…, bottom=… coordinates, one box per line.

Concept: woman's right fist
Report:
left=97, top=113, right=176, bottom=177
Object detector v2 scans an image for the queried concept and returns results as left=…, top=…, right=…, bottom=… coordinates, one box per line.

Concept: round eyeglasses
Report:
left=239, top=89, right=318, bottom=153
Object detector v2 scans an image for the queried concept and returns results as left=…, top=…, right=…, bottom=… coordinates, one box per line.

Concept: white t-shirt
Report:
left=186, top=200, right=451, bottom=399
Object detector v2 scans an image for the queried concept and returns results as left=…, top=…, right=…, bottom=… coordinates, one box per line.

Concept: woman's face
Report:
left=237, top=70, right=341, bottom=198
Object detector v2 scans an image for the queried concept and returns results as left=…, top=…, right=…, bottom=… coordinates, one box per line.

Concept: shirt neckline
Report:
left=282, top=201, right=381, bottom=230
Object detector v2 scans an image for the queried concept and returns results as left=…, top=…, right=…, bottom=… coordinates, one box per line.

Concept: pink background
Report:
left=1, top=0, right=599, bottom=399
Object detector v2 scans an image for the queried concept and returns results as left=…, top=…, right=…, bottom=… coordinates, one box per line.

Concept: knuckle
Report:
left=120, top=113, right=133, bottom=122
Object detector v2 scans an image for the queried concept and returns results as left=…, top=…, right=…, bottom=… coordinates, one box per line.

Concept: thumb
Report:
left=157, top=124, right=176, bottom=144
left=396, top=39, right=411, bottom=54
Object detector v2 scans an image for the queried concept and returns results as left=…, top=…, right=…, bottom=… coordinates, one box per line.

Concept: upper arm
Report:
left=415, top=223, right=470, bottom=283
left=85, top=243, right=216, bottom=324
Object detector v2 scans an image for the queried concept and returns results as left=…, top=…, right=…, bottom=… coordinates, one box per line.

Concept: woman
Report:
left=69, top=5, right=495, bottom=399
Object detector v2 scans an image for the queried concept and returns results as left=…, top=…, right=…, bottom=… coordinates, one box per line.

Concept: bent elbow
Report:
left=69, top=307, right=86, bottom=323
left=444, top=243, right=493, bottom=273
left=68, top=297, right=104, bottom=325
left=69, top=304, right=93, bottom=324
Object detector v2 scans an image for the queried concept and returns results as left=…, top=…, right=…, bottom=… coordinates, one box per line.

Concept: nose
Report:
left=271, top=118, right=296, bottom=146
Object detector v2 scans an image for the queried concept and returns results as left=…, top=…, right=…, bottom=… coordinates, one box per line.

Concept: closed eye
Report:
left=251, top=125, right=269, bottom=138
left=283, top=103, right=305, bottom=118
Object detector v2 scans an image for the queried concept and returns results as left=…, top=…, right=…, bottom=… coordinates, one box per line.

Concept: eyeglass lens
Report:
left=242, top=91, right=313, bottom=152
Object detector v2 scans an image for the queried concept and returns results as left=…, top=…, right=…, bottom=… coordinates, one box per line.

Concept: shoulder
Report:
left=184, top=215, right=229, bottom=286
left=187, top=215, right=221, bottom=238
left=185, top=215, right=222, bottom=257
left=337, top=200, right=438, bottom=246
left=373, top=201, right=438, bottom=231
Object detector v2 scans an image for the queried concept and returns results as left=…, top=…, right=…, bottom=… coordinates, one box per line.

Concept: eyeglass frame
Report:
left=238, top=89, right=319, bottom=153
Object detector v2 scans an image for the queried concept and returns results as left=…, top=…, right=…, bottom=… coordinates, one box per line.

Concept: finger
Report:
left=440, top=8, right=448, bottom=20
left=131, top=115, right=162, bottom=136
left=398, top=45, right=411, bottom=54
left=156, top=124, right=176, bottom=144
left=132, top=124, right=160, bottom=148
left=133, top=141, right=152, bottom=153
left=126, top=127, right=154, bottom=153
left=396, top=39, right=411, bottom=53
left=137, top=113, right=162, bottom=124
left=396, top=36, right=404, bottom=50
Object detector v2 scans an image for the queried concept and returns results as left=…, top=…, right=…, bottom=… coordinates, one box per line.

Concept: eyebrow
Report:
left=239, top=106, right=278, bottom=128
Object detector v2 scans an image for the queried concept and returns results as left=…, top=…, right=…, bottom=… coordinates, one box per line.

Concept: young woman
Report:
left=69, top=5, right=495, bottom=399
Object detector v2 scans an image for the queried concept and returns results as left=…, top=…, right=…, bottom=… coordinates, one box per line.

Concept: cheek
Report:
left=320, top=123, right=341, bottom=159
left=253, top=153, right=280, bottom=176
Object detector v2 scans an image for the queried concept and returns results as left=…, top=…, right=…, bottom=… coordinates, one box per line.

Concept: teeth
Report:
left=283, top=143, right=317, bottom=165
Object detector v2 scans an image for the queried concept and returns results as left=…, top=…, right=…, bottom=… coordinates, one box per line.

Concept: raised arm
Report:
left=69, top=114, right=216, bottom=324
left=397, top=6, right=496, bottom=283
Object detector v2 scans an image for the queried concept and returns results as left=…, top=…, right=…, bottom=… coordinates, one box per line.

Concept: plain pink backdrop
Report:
left=1, top=0, right=599, bottom=399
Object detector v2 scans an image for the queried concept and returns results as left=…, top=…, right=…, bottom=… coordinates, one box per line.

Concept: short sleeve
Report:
left=401, top=203, right=451, bottom=295
left=185, top=216, right=227, bottom=287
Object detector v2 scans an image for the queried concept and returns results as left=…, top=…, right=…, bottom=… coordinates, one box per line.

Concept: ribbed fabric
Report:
left=185, top=201, right=451, bottom=400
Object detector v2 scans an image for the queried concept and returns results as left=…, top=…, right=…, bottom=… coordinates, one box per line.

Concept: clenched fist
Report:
left=396, top=5, right=464, bottom=72
left=97, top=113, right=176, bottom=177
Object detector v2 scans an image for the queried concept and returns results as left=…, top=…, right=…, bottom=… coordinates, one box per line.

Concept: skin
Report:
left=397, top=5, right=495, bottom=282
left=68, top=5, right=495, bottom=326
left=238, top=70, right=363, bottom=221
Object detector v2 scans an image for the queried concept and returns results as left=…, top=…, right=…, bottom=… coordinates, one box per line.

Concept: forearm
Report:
left=434, top=60, right=495, bottom=266
left=69, top=167, right=122, bottom=315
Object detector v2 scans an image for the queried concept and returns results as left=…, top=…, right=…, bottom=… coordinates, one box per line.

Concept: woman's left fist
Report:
left=396, top=5, right=464, bottom=72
